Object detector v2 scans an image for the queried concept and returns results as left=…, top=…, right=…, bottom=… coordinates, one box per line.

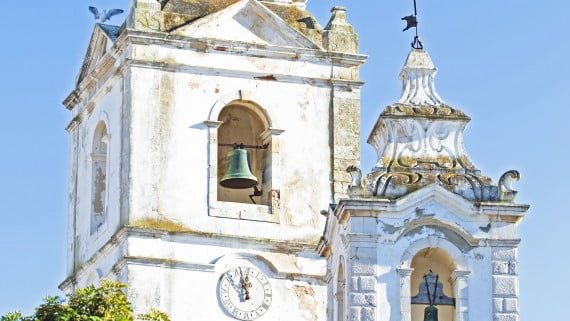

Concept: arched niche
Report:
left=90, top=121, right=109, bottom=235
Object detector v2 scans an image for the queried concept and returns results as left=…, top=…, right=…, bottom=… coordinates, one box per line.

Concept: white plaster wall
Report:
left=127, top=43, right=338, bottom=241
left=125, top=235, right=327, bottom=321
left=71, top=78, right=124, bottom=267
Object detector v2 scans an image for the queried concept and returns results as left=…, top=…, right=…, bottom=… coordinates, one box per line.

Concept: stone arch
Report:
left=86, top=268, right=104, bottom=286
left=400, top=236, right=469, bottom=271
left=212, top=252, right=279, bottom=277
left=396, top=217, right=478, bottom=248
left=398, top=237, right=470, bottom=321
left=208, top=90, right=273, bottom=129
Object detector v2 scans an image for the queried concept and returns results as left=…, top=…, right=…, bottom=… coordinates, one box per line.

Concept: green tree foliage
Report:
left=1, top=280, right=170, bottom=321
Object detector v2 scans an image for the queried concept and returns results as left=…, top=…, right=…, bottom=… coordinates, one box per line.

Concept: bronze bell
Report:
left=220, top=148, right=258, bottom=189
left=423, top=306, right=438, bottom=321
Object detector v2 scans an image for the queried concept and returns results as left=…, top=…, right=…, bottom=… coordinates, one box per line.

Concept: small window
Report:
left=217, top=104, right=270, bottom=205
left=90, top=122, right=108, bottom=234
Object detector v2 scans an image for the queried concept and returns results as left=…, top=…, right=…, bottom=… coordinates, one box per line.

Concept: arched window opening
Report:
left=217, top=103, right=270, bottom=205
left=90, top=122, right=108, bottom=234
left=410, top=248, right=456, bottom=321
left=336, top=262, right=346, bottom=321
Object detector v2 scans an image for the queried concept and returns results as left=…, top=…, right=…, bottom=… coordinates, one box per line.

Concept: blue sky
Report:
left=0, top=0, right=568, bottom=319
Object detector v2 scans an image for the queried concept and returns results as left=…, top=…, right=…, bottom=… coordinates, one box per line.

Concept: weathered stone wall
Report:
left=331, top=88, right=361, bottom=201
left=491, top=247, right=520, bottom=321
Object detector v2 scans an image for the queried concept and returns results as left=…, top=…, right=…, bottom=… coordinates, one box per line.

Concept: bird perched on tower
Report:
left=88, top=7, right=124, bottom=23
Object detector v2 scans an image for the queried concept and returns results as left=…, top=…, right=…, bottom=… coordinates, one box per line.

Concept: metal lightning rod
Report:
left=401, top=0, right=424, bottom=49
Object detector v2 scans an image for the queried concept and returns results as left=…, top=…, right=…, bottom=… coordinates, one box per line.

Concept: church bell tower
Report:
left=319, top=48, right=529, bottom=321
left=60, top=1, right=366, bottom=320
left=61, top=1, right=528, bottom=321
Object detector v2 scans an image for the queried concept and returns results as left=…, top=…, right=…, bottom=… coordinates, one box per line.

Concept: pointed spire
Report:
left=325, top=7, right=354, bottom=33
left=398, top=49, right=445, bottom=106
left=323, top=7, right=358, bottom=53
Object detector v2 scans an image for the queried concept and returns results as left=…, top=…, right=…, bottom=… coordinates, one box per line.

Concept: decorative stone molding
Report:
left=360, top=48, right=524, bottom=203
left=398, top=49, right=445, bottom=106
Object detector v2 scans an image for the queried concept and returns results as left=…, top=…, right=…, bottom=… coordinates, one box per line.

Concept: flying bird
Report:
left=89, top=7, right=124, bottom=23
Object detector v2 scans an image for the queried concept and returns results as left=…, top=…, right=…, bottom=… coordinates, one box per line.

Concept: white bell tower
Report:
left=60, top=1, right=366, bottom=320
left=319, top=48, right=529, bottom=321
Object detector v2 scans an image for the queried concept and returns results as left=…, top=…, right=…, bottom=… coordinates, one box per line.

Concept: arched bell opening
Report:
left=217, top=103, right=270, bottom=205
left=410, top=248, right=456, bottom=321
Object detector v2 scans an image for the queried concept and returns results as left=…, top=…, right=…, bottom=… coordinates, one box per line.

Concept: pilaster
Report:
left=397, top=268, right=414, bottom=321
left=331, top=86, right=361, bottom=201
left=348, top=237, right=378, bottom=321
left=491, top=247, right=520, bottom=321
left=452, top=270, right=471, bottom=321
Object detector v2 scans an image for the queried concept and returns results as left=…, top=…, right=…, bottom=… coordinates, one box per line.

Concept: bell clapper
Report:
left=249, top=186, right=263, bottom=204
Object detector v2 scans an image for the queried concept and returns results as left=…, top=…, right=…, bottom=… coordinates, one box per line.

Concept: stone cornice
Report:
left=124, top=29, right=367, bottom=66
left=64, top=28, right=366, bottom=114
left=334, top=197, right=529, bottom=219
left=60, top=226, right=324, bottom=290
left=59, top=227, right=128, bottom=291
left=128, top=59, right=365, bottom=87
left=127, top=226, right=319, bottom=252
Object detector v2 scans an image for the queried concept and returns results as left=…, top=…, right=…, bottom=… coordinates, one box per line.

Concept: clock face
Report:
left=219, top=267, right=272, bottom=320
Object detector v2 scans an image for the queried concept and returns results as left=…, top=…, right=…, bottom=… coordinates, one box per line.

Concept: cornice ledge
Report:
left=123, top=256, right=215, bottom=272
left=124, top=29, right=367, bottom=66
left=476, top=202, right=530, bottom=217
left=63, top=31, right=129, bottom=111
left=486, top=239, right=522, bottom=247
left=347, top=233, right=380, bottom=243
left=125, top=226, right=318, bottom=252
left=127, top=59, right=365, bottom=87
left=59, top=227, right=129, bottom=291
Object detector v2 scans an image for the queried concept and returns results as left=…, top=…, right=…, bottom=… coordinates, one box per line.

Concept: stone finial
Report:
left=323, top=7, right=358, bottom=53
left=325, top=7, right=353, bottom=33
left=398, top=49, right=445, bottom=106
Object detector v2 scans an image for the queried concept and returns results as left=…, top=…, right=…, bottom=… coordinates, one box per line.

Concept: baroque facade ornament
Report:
left=360, top=49, right=522, bottom=202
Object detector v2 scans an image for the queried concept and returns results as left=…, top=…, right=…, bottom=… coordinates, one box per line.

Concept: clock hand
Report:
left=238, top=268, right=253, bottom=301
left=242, top=274, right=252, bottom=301
left=225, top=274, right=242, bottom=292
